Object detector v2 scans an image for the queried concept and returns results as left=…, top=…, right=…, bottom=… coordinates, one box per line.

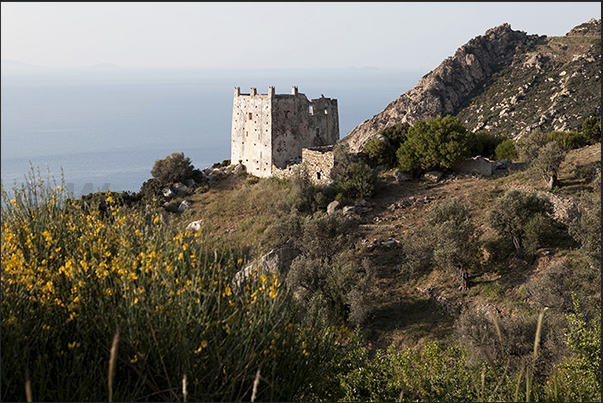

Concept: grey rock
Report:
left=173, top=182, right=188, bottom=194
left=232, top=243, right=301, bottom=287
left=424, top=171, right=443, bottom=182
left=162, top=187, right=174, bottom=198
left=327, top=200, right=341, bottom=214
left=342, top=205, right=357, bottom=215
left=178, top=200, right=191, bottom=212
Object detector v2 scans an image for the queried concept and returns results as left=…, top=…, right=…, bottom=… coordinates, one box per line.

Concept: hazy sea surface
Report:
left=1, top=67, right=422, bottom=197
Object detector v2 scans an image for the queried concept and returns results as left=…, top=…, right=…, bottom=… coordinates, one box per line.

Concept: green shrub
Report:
left=494, top=139, right=518, bottom=161
left=378, top=122, right=410, bottom=149
left=581, top=116, right=601, bottom=142
left=211, top=159, right=231, bottom=168
left=363, top=137, right=395, bottom=167
left=335, top=162, right=377, bottom=201
left=530, top=141, right=566, bottom=189
left=423, top=197, right=481, bottom=290
left=150, top=152, right=196, bottom=185
left=487, top=189, right=553, bottom=257
left=517, top=129, right=547, bottom=163
left=545, top=294, right=601, bottom=402
left=545, top=130, right=588, bottom=151
left=469, top=130, right=505, bottom=159
left=0, top=170, right=352, bottom=402
left=396, top=116, right=472, bottom=173
left=568, top=177, right=601, bottom=258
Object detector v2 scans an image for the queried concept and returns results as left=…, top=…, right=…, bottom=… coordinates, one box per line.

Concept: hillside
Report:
left=178, top=142, right=600, bottom=351
left=344, top=18, right=601, bottom=152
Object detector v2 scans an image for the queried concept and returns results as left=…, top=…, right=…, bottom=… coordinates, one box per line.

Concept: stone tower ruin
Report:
left=231, top=86, right=339, bottom=178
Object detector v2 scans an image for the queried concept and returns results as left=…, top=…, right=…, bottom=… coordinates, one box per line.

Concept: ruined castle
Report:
left=230, top=86, right=339, bottom=183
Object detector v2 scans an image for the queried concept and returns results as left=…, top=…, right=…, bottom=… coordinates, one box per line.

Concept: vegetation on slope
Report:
left=2, top=120, right=600, bottom=400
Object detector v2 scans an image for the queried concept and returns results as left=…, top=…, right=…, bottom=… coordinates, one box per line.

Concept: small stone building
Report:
left=231, top=86, right=339, bottom=181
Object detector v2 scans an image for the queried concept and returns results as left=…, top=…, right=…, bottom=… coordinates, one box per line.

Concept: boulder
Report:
left=342, top=205, right=357, bottom=215
left=173, top=182, right=188, bottom=195
left=162, top=187, right=174, bottom=198
left=178, top=200, right=191, bottom=212
left=186, top=219, right=203, bottom=231
left=424, top=171, right=443, bottom=182
left=327, top=200, right=341, bottom=214
left=232, top=243, right=301, bottom=287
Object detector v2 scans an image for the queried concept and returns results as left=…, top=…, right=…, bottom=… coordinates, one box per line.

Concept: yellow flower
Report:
left=105, top=195, right=114, bottom=204
left=194, top=340, right=208, bottom=354
left=153, top=216, right=160, bottom=224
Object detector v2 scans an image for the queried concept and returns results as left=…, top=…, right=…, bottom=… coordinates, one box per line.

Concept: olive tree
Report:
left=531, top=141, right=566, bottom=189
left=423, top=197, right=481, bottom=290
left=487, top=189, right=553, bottom=257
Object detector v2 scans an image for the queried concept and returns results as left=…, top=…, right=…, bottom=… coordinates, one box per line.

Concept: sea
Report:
left=1, top=67, right=422, bottom=198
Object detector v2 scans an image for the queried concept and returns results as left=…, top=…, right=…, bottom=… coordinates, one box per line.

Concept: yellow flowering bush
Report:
left=1, top=169, right=347, bottom=402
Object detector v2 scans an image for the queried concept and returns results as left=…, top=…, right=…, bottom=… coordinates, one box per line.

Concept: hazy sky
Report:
left=1, top=2, right=601, bottom=71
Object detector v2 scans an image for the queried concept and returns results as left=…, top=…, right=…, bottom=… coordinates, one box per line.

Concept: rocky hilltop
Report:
left=344, top=18, right=601, bottom=152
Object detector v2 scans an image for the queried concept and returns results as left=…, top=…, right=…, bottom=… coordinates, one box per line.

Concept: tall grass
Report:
left=0, top=168, right=346, bottom=401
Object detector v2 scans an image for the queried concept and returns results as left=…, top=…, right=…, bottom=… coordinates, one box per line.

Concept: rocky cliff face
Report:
left=344, top=19, right=601, bottom=153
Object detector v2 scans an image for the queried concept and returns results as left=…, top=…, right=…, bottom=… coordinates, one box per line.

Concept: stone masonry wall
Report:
left=301, top=146, right=335, bottom=185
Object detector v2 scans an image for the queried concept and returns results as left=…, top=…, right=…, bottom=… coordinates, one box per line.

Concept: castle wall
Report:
left=301, top=146, right=335, bottom=185
left=231, top=87, right=273, bottom=177
left=271, top=87, right=339, bottom=168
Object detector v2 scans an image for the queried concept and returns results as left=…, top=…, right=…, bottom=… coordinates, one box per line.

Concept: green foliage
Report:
left=545, top=130, right=588, bottom=151
left=423, top=197, right=481, bottom=290
left=281, top=211, right=374, bottom=325
left=545, top=294, right=601, bottom=402
left=1, top=171, right=362, bottom=402
left=335, top=162, right=377, bottom=201
left=487, top=189, right=553, bottom=257
left=138, top=178, right=166, bottom=207
left=378, top=122, right=410, bottom=149
left=517, top=129, right=547, bottom=163
left=530, top=141, right=566, bottom=189
left=581, top=116, right=601, bottom=142
left=363, top=137, right=395, bottom=167
left=211, top=159, right=231, bottom=168
left=469, top=130, right=505, bottom=159
left=281, top=171, right=336, bottom=214
left=494, top=139, right=518, bottom=161
left=150, top=152, right=196, bottom=185
left=568, top=176, right=601, bottom=259
left=396, top=116, right=472, bottom=173
left=523, top=214, right=555, bottom=261
left=336, top=340, right=484, bottom=402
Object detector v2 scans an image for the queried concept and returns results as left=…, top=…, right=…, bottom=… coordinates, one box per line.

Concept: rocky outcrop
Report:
left=232, top=242, right=301, bottom=287
left=343, top=19, right=601, bottom=153
left=344, top=23, right=536, bottom=153
left=566, top=17, right=601, bottom=37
